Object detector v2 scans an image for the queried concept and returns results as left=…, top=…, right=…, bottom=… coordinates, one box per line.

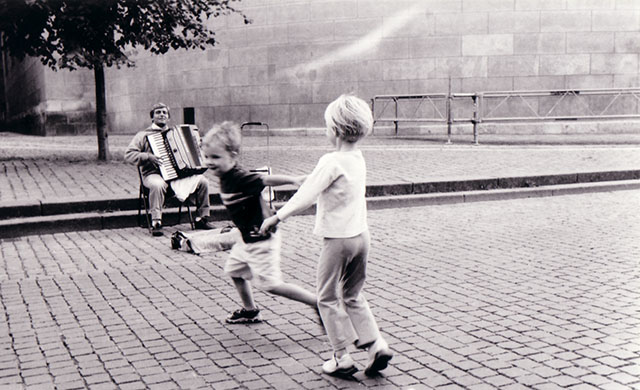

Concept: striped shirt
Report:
left=219, top=165, right=273, bottom=243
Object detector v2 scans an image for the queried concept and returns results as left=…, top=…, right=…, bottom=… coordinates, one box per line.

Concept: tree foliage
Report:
left=0, top=0, right=248, bottom=160
left=0, top=0, right=249, bottom=70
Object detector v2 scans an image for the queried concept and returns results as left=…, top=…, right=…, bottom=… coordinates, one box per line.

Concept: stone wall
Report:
left=3, top=56, right=95, bottom=135
left=3, top=57, right=47, bottom=135
left=41, top=67, right=96, bottom=135
left=4, top=0, right=640, bottom=135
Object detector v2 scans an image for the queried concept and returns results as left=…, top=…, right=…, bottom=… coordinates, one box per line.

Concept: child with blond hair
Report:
left=200, top=121, right=317, bottom=324
left=260, top=94, right=393, bottom=377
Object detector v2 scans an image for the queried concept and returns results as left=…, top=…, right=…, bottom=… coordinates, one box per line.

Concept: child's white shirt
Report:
left=276, top=149, right=367, bottom=238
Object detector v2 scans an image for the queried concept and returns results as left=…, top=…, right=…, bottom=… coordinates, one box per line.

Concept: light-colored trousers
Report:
left=143, top=173, right=210, bottom=221
left=317, top=230, right=381, bottom=351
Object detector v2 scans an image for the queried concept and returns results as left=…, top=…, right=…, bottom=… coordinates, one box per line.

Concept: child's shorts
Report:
left=224, top=230, right=282, bottom=290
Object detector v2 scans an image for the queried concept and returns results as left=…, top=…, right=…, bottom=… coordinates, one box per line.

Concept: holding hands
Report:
left=259, top=215, right=280, bottom=235
left=258, top=173, right=307, bottom=235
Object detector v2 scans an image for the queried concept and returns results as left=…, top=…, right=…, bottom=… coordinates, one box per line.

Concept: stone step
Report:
left=1, top=179, right=639, bottom=238
left=2, top=170, right=639, bottom=221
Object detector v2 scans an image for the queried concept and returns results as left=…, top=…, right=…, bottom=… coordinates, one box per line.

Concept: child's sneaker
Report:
left=171, top=231, right=194, bottom=253
left=171, top=231, right=186, bottom=249
left=226, top=308, right=262, bottom=324
left=364, top=338, right=393, bottom=376
left=322, top=353, right=357, bottom=377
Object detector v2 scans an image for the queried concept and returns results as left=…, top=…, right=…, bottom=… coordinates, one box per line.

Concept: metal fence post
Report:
left=447, top=79, right=452, bottom=144
left=393, top=97, right=398, bottom=135
left=370, top=98, right=375, bottom=135
left=472, top=93, right=482, bottom=145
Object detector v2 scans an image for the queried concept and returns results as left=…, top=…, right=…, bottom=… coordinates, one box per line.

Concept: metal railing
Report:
left=372, top=87, right=640, bottom=144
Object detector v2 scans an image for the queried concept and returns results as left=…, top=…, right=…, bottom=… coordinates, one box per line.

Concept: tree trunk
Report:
left=94, top=64, right=109, bottom=161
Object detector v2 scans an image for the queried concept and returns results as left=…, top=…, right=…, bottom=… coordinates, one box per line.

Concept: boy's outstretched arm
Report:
left=262, top=174, right=306, bottom=187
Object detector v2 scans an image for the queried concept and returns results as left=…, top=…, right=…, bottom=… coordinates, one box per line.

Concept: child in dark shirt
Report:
left=200, top=121, right=317, bottom=323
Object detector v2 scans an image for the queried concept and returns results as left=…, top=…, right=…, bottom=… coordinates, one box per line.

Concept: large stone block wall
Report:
left=4, top=0, right=640, bottom=135
left=3, top=56, right=95, bottom=135
left=39, top=67, right=96, bottom=135
left=3, top=57, right=47, bottom=135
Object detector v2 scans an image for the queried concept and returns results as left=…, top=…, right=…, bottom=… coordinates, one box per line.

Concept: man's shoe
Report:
left=364, top=338, right=393, bottom=377
left=152, top=222, right=163, bottom=236
left=322, top=353, right=358, bottom=377
left=194, top=217, right=216, bottom=230
left=226, top=308, right=262, bottom=324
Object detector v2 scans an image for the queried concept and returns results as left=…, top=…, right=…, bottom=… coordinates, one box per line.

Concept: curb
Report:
left=1, top=179, right=639, bottom=238
left=0, top=206, right=231, bottom=239
left=5, top=170, right=636, bottom=221
left=366, top=179, right=640, bottom=210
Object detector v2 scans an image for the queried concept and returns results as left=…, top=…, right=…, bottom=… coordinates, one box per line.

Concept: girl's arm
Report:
left=262, top=174, right=306, bottom=187
left=259, top=157, right=336, bottom=234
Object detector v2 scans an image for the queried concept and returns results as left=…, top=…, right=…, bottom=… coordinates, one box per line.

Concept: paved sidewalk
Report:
left=0, top=190, right=638, bottom=389
left=1, top=132, right=640, bottom=203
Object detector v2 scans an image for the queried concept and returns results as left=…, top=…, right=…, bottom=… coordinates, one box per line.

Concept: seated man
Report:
left=125, top=102, right=215, bottom=236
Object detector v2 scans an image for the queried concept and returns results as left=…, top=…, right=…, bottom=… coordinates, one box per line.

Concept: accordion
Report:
left=146, top=125, right=207, bottom=181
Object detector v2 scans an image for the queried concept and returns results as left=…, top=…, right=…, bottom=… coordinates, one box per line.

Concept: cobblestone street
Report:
left=1, top=190, right=638, bottom=389
left=3, top=0, right=640, bottom=388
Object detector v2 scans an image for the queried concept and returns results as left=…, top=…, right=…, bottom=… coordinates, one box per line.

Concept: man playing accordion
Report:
left=125, top=102, right=215, bottom=236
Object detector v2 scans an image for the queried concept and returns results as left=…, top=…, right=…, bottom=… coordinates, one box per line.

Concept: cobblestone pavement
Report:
left=0, top=190, right=638, bottom=389
left=1, top=133, right=640, bottom=203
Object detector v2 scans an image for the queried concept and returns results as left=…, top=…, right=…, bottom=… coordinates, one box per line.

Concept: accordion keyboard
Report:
left=147, top=132, right=179, bottom=181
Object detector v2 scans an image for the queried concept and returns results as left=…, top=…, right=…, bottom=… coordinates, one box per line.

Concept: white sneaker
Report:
left=322, top=353, right=358, bottom=377
left=365, top=338, right=393, bottom=376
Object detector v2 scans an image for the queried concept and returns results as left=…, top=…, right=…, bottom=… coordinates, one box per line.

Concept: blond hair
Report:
left=324, top=94, right=373, bottom=143
left=202, top=121, right=242, bottom=154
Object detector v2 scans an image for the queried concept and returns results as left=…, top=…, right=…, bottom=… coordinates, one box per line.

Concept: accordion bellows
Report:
left=147, top=125, right=208, bottom=181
